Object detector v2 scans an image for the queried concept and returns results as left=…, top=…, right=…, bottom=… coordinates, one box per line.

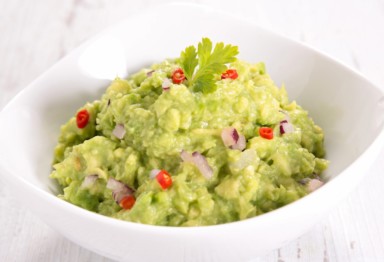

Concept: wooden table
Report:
left=1, top=0, right=384, bottom=261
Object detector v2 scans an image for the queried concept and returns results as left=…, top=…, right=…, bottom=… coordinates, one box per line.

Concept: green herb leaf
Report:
left=179, top=38, right=239, bottom=94
left=194, top=74, right=216, bottom=94
left=180, top=45, right=198, bottom=81
left=197, top=37, right=213, bottom=66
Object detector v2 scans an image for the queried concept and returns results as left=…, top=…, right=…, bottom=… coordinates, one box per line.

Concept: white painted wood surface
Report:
left=1, top=0, right=384, bottom=261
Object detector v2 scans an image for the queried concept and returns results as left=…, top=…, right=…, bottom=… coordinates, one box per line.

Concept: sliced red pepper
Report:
left=221, top=69, right=238, bottom=80
left=119, top=195, right=136, bottom=210
left=76, top=109, right=90, bottom=129
left=156, top=170, right=172, bottom=190
left=172, top=68, right=186, bottom=84
left=259, top=127, right=274, bottom=139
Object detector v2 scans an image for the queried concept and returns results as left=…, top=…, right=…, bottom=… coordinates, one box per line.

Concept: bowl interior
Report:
left=1, top=3, right=384, bottom=199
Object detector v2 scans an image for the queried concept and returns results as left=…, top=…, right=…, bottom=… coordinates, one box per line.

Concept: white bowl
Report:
left=1, top=3, right=384, bottom=262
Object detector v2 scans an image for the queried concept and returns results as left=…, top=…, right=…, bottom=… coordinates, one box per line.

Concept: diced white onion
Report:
left=81, top=174, right=98, bottom=189
left=180, top=150, right=194, bottom=162
left=307, top=178, right=324, bottom=192
left=112, top=124, right=126, bottom=139
left=230, top=149, right=257, bottom=170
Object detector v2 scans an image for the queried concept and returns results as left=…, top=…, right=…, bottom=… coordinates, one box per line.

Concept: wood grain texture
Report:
left=1, top=0, right=384, bottom=261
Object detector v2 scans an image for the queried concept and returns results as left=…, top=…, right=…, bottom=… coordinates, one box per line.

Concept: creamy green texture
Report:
left=51, top=54, right=328, bottom=226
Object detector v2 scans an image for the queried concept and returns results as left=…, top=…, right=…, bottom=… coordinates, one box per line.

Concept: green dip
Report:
left=50, top=38, right=328, bottom=226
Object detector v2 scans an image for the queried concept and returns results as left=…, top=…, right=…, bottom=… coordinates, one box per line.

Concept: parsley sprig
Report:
left=180, top=38, right=239, bottom=94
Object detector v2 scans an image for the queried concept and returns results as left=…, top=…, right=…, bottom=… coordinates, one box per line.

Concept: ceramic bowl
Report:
left=1, top=3, right=384, bottom=262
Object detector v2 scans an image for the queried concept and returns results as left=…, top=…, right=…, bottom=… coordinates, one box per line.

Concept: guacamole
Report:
left=50, top=38, right=328, bottom=226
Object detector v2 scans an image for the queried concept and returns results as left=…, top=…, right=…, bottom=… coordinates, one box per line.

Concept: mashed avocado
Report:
left=50, top=38, right=328, bottom=226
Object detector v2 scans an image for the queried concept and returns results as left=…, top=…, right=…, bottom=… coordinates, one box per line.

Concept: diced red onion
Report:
left=107, top=177, right=127, bottom=191
left=306, top=178, right=324, bottom=192
left=146, top=70, right=155, bottom=77
left=162, top=78, right=171, bottom=91
left=180, top=150, right=194, bottom=162
left=81, top=174, right=98, bottom=189
left=221, top=127, right=238, bottom=147
left=107, top=177, right=134, bottom=204
left=231, top=134, right=246, bottom=151
left=221, top=127, right=246, bottom=151
left=280, top=120, right=294, bottom=135
left=112, top=124, right=126, bottom=139
left=191, top=152, right=214, bottom=179
left=149, top=169, right=161, bottom=179
left=180, top=150, right=214, bottom=179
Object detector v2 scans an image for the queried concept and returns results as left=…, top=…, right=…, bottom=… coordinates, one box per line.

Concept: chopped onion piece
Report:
left=191, top=152, right=213, bottom=179
left=221, top=127, right=238, bottom=147
left=107, top=177, right=126, bottom=191
left=280, top=120, right=294, bottom=135
left=149, top=169, right=161, bottom=180
left=107, top=178, right=134, bottom=204
left=180, top=151, right=214, bottom=179
left=231, top=134, right=246, bottom=151
left=180, top=150, right=194, bottom=162
left=221, top=127, right=246, bottom=151
left=307, top=178, right=324, bottom=192
left=162, top=78, right=171, bottom=91
left=146, top=70, right=155, bottom=77
left=112, top=124, right=126, bottom=139
left=81, top=174, right=98, bottom=189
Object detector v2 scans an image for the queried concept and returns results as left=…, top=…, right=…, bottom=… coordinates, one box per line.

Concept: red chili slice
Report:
left=259, top=127, right=274, bottom=139
left=119, top=195, right=136, bottom=210
left=221, top=69, right=238, bottom=80
left=172, top=68, right=186, bottom=84
left=76, top=109, right=90, bottom=129
left=156, top=170, right=173, bottom=189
